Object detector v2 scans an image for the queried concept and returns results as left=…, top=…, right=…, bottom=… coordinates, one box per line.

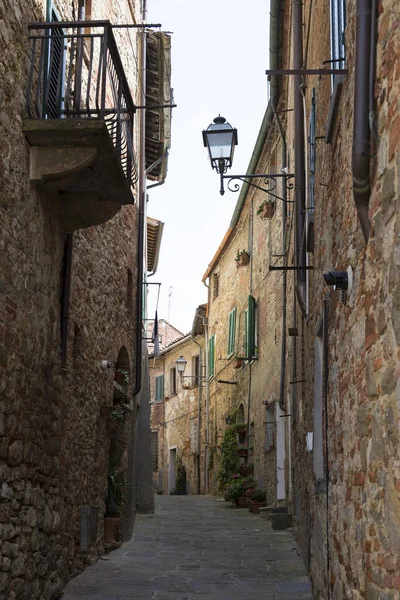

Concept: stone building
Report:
left=202, top=0, right=400, bottom=598
left=0, top=1, right=171, bottom=598
left=149, top=306, right=206, bottom=495
left=146, top=317, right=184, bottom=355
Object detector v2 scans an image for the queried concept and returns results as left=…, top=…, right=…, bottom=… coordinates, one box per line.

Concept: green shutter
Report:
left=155, top=375, right=164, bottom=402
left=227, top=307, right=237, bottom=357
left=208, top=335, right=215, bottom=379
left=246, top=295, right=256, bottom=358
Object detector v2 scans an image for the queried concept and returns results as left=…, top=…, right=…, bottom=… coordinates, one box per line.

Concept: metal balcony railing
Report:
left=26, top=20, right=138, bottom=189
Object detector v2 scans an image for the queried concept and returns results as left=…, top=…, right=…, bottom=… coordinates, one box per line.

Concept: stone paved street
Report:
left=61, top=495, right=313, bottom=600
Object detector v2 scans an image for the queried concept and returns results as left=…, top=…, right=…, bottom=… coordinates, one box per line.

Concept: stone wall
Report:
left=0, top=0, right=151, bottom=598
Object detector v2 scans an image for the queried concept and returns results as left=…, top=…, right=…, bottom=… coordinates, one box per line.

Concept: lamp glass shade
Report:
left=202, top=116, right=238, bottom=171
left=175, top=355, right=187, bottom=374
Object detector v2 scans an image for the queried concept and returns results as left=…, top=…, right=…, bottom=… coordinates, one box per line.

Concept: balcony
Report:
left=24, top=21, right=137, bottom=230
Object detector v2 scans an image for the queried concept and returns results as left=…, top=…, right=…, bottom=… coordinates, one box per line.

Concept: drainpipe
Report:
left=61, top=233, right=73, bottom=366
left=293, top=0, right=307, bottom=314
left=132, top=4, right=147, bottom=397
left=269, top=0, right=287, bottom=411
left=369, top=0, right=378, bottom=141
left=192, top=333, right=202, bottom=495
left=352, top=0, right=372, bottom=243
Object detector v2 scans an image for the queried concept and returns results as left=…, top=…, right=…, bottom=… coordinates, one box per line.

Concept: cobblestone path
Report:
left=61, top=495, right=313, bottom=600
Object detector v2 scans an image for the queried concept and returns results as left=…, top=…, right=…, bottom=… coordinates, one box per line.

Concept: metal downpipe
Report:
left=352, top=0, right=372, bottom=242
left=293, top=0, right=307, bottom=314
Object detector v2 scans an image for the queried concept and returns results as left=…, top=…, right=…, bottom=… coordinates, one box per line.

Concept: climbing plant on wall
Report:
left=217, top=426, right=239, bottom=490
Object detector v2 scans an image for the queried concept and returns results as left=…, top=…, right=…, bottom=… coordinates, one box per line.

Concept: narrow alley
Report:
left=61, top=495, right=312, bottom=600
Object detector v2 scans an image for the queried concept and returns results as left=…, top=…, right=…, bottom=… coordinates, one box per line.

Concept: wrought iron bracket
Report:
left=266, top=69, right=348, bottom=76
left=220, top=172, right=295, bottom=200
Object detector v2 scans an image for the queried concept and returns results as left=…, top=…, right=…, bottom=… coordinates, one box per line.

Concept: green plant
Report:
left=115, top=368, right=130, bottom=386
left=248, top=487, right=266, bottom=502
left=235, top=249, right=249, bottom=263
left=105, top=468, right=129, bottom=517
left=256, top=199, right=274, bottom=215
left=171, top=452, right=186, bottom=495
left=110, top=403, right=132, bottom=422
left=224, top=475, right=246, bottom=502
left=217, top=426, right=239, bottom=490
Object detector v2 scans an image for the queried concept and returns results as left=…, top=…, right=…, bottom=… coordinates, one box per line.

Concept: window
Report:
left=265, top=404, right=275, bottom=450
left=155, top=375, right=164, bottom=402
left=227, top=307, right=237, bottom=358
left=330, top=0, right=346, bottom=86
left=151, top=431, right=158, bottom=471
left=212, top=273, right=219, bottom=300
left=46, top=10, right=67, bottom=118
left=192, top=355, right=200, bottom=386
left=245, top=295, right=257, bottom=359
left=208, top=335, right=215, bottom=379
left=170, top=367, right=177, bottom=395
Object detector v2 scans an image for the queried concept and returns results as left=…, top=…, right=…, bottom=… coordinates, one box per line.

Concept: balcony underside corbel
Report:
left=23, top=120, right=134, bottom=230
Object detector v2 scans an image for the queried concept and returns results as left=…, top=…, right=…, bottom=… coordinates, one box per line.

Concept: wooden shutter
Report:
left=227, top=307, right=237, bottom=357
left=155, top=375, right=164, bottom=402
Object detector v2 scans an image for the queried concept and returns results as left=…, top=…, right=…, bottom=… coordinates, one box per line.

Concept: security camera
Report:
left=100, top=360, right=113, bottom=371
left=323, top=266, right=353, bottom=295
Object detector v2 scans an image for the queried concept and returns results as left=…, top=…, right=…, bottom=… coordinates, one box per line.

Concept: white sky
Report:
left=146, top=0, right=270, bottom=334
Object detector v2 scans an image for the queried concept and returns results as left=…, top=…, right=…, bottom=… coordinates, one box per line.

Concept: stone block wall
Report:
left=0, top=0, right=149, bottom=598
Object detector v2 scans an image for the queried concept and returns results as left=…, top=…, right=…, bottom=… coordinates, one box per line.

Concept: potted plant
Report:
left=104, top=467, right=128, bottom=544
left=247, top=487, right=267, bottom=514
left=224, top=474, right=247, bottom=506
left=256, top=199, right=275, bottom=219
left=235, top=249, right=250, bottom=267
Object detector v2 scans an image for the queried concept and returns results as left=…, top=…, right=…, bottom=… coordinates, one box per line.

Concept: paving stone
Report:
left=61, top=495, right=312, bottom=600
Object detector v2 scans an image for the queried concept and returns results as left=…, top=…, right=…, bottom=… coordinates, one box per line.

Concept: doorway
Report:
left=168, top=448, right=177, bottom=493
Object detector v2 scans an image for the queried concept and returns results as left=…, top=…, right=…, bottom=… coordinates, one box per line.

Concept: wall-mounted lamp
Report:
left=175, top=355, right=188, bottom=376
left=202, top=115, right=295, bottom=199
left=323, top=266, right=353, bottom=296
left=225, top=415, right=234, bottom=425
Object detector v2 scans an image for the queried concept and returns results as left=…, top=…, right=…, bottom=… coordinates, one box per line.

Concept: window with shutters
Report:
left=208, top=335, right=215, bottom=379
left=155, top=375, right=164, bottom=402
left=46, top=10, right=67, bottom=119
left=227, top=307, right=237, bottom=358
left=330, top=0, right=346, bottom=88
left=245, top=295, right=257, bottom=359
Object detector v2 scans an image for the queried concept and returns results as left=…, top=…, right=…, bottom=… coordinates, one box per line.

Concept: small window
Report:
left=192, top=355, right=200, bottom=386
left=170, top=367, right=177, bottom=395
left=208, top=335, right=215, bottom=379
left=330, top=0, right=346, bottom=88
left=265, top=404, right=275, bottom=450
left=245, top=295, right=257, bottom=359
left=212, top=273, right=219, bottom=300
left=155, top=375, right=164, bottom=402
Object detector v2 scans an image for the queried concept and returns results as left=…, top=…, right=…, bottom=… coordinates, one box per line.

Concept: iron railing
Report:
left=26, top=20, right=138, bottom=188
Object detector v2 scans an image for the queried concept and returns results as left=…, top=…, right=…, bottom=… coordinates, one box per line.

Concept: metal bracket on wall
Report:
left=266, top=69, right=348, bottom=76
left=221, top=172, right=295, bottom=201
left=269, top=266, right=314, bottom=271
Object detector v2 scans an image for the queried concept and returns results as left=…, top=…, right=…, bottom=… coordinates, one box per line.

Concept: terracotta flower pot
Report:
left=104, top=517, right=120, bottom=543
left=259, top=202, right=275, bottom=219
left=236, top=496, right=247, bottom=508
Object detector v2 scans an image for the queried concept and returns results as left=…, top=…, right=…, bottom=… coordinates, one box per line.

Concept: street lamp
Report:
left=175, top=355, right=188, bottom=376
left=202, top=115, right=238, bottom=196
left=225, top=415, right=234, bottom=425
left=202, top=115, right=295, bottom=199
